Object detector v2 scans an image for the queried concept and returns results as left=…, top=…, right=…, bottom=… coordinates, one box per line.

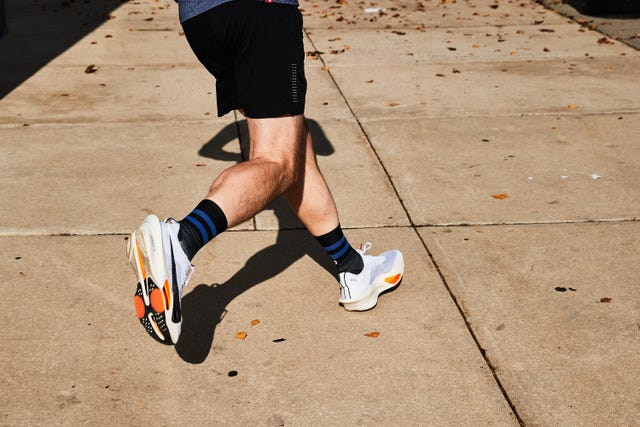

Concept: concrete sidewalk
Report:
left=1, top=0, right=638, bottom=425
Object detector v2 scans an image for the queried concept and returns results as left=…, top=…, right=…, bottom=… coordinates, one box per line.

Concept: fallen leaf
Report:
left=599, top=297, right=612, bottom=303
left=235, top=331, right=247, bottom=340
left=204, top=112, right=211, bottom=116
left=85, top=64, right=98, bottom=74
left=435, top=73, right=445, bottom=77
left=365, top=79, right=374, bottom=83
left=567, top=104, right=578, bottom=109
left=306, top=50, right=324, bottom=59
left=491, top=193, right=509, bottom=199
left=392, top=30, right=406, bottom=36
left=251, top=319, right=260, bottom=326
left=389, top=102, right=400, bottom=107
left=272, top=338, right=286, bottom=343
left=452, top=68, right=461, bottom=73
left=196, top=163, right=207, bottom=167
left=322, top=66, right=330, bottom=71
left=364, top=331, right=381, bottom=338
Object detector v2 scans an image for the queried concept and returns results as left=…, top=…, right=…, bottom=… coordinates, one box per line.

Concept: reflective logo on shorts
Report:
left=291, top=63, right=299, bottom=104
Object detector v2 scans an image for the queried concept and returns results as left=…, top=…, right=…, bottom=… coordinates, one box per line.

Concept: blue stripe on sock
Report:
left=323, top=235, right=346, bottom=252
left=185, top=216, right=209, bottom=244
left=192, top=208, right=218, bottom=238
left=330, top=241, right=350, bottom=260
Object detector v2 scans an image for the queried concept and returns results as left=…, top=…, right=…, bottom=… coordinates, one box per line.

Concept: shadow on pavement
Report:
left=0, top=0, right=125, bottom=99
left=175, top=118, right=338, bottom=364
left=567, top=0, right=640, bottom=16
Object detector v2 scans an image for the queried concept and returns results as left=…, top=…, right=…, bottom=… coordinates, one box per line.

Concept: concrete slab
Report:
left=309, top=23, right=632, bottom=67
left=362, top=114, right=640, bottom=225
left=302, top=0, right=566, bottom=30
left=0, top=62, right=350, bottom=125
left=419, top=222, right=640, bottom=425
left=324, top=55, right=640, bottom=119
left=1, top=228, right=516, bottom=425
left=244, top=118, right=409, bottom=230
left=0, top=120, right=255, bottom=235
left=16, top=28, right=196, bottom=67
left=0, top=64, right=216, bottom=124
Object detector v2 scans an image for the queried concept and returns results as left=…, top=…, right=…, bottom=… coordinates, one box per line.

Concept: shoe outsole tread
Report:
left=127, top=215, right=179, bottom=345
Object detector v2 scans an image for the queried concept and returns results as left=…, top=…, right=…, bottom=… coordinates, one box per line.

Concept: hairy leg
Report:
left=284, top=120, right=340, bottom=237
left=205, top=115, right=306, bottom=228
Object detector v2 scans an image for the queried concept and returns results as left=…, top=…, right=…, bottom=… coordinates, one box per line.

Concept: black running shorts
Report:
left=181, top=0, right=307, bottom=118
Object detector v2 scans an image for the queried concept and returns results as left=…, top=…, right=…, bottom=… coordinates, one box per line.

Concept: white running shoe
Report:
left=127, top=215, right=194, bottom=345
left=338, top=243, right=404, bottom=311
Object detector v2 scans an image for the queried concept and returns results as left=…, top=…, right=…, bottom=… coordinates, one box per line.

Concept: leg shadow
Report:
left=175, top=228, right=336, bottom=364
left=175, top=116, right=337, bottom=363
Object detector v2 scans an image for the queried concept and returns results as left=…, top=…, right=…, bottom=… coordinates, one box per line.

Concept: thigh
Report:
left=247, top=116, right=306, bottom=168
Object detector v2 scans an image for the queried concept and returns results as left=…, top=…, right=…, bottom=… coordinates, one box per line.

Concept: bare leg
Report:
left=204, top=115, right=306, bottom=228
left=284, top=120, right=340, bottom=237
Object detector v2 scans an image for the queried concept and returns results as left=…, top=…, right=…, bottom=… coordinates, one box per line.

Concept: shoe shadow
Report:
left=174, top=117, right=337, bottom=364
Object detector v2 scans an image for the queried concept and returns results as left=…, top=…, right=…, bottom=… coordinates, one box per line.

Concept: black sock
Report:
left=178, top=200, right=228, bottom=260
left=315, top=225, right=363, bottom=275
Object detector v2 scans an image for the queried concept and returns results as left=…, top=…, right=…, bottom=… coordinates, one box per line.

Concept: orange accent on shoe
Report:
left=136, top=243, right=146, bottom=279
left=150, top=288, right=165, bottom=313
left=163, top=280, right=171, bottom=310
left=384, top=273, right=402, bottom=284
left=134, top=295, right=145, bottom=319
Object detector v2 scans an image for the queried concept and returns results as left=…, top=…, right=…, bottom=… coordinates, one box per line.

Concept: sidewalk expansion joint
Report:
left=415, top=217, right=640, bottom=227
left=415, top=229, right=526, bottom=426
left=306, top=27, right=526, bottom=425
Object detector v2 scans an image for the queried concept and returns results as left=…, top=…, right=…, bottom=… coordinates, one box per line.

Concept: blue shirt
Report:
left=178, top=0, right=299, bottom=23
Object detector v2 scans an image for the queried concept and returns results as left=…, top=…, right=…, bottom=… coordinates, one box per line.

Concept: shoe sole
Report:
left=341, top=252, right=405, bottom=312
left=127, top=215, right=179, bottom=345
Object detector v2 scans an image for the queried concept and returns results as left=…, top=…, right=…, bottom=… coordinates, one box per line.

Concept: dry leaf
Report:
left=235, top=331, right=247, bottom=340
left=322, top=66, right=330, bottom=71
left=196, top=163, right=207, bottom=167
left=251, top=319, right=260, bottom=326
left=491, top=193, right=509, bottom=200
left=389, top=102, right=400, bottom=107
left=364, top=331, right=381, bottom=338
left=567, top=104, right=578, bottom=109
left=599, top=297, right=612, bottom=303
left=85, top=64, right=98, bottom=74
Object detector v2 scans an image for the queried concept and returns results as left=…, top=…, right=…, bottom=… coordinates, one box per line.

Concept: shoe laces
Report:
left=357, top=242, right=384, bottom=269
left=358, top=242, right=372, bottom=255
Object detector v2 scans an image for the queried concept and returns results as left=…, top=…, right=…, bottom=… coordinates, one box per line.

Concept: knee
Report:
left=277, top=152, right=303, bottom=189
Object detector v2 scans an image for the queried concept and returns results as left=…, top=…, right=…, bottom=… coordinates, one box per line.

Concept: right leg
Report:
left=284, top=120, right=404, bottom=312
left=283, top=121, right=339, bottom=237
